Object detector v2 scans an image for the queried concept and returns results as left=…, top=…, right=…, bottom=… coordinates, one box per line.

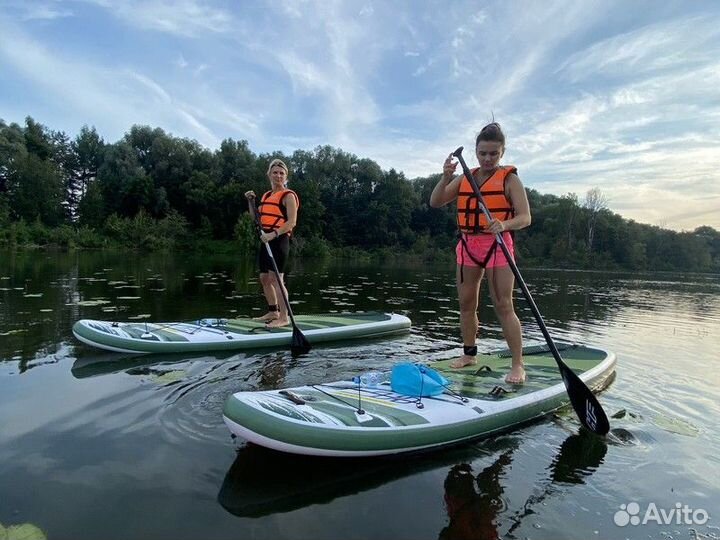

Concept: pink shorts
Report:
left=456, top=232, right=514, bottom=268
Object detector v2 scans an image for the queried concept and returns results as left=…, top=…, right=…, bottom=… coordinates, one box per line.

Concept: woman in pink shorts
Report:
left=456, top=231, right=515, bottom=269
left=429, top=123, right=531, bottom=384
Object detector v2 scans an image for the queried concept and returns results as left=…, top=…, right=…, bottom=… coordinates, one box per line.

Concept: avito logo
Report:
left=614, top=502, right=709, bottom=527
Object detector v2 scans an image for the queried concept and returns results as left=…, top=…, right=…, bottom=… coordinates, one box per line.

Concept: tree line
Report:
left=1, top=116, right=718, bottom=272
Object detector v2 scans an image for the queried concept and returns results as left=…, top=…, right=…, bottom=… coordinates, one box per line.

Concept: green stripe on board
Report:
left=222, top=313, right=394, bottom=334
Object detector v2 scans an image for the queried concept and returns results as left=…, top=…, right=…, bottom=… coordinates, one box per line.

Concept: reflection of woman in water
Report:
left=439, top=452, right=512, bottom=540
left=439, top=431, right=608, bottom=540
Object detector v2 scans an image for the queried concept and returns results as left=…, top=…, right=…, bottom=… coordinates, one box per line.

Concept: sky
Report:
left=1, top=0, right=719, bottom=232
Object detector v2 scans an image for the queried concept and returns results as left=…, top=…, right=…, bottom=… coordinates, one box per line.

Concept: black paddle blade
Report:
left=560, top=367, right=610, bottom=436
left=290, top=326, right=312, bottom=357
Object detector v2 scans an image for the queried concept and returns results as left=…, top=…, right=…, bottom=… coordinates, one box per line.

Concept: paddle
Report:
left=246, top=194, right=311, bottom=357
left=452, top=147, right=609, bottom=435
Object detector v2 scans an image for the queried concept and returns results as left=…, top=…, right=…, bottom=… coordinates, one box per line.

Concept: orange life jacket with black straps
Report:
left=457, top=166, right=516, bottom=234
left=258, top=189, right=300, bottom=235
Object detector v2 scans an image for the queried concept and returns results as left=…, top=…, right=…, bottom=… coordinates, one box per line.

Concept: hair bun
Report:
left=476, top=122, right=506, bottom=146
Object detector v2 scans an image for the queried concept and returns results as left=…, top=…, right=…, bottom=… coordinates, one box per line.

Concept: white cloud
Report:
left=176, top=108, right=216, bottom=143
left=175, top=54, right=188, bottom=69
left=472, top=11, right=487, bottom=25
left=0, top=20, right=222, bottom=147
left=128, top=71, right=172, bottom=104
left=2, top=0, right=74, bottom=21
left=558, top=17, right=720, bottom=82
left=359, top=4, right=374, bottom=17
left=495, top=10, right=720, bottom=231
left=275, top=52, right=329, bottom=94
left=251, top=0, right=382, bottom=145
left=181, top=98, right=259, bottom=136
left=79, top=0, right=234, bottom=37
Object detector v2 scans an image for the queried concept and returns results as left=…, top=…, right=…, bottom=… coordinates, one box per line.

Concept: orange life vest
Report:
left=258, top=189, right=300, bottom=234
left=457, top=166, right=516, bottom=234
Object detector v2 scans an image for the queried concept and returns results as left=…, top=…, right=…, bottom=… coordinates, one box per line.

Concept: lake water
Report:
left=1, top=250, right=718, bottom=540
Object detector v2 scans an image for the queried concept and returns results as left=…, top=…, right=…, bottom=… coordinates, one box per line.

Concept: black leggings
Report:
left=258, top=234, right=291, bottom=273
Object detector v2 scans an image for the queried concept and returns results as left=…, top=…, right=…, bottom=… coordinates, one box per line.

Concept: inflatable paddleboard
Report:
left=72, top=312, right=410, bottom=354
left=223, top=344, right=616, bottom=457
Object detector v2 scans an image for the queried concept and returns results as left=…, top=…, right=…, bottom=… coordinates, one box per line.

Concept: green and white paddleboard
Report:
left=223, top=344, right=616, bottom=457
left=72, top=312, right=410, bottom=354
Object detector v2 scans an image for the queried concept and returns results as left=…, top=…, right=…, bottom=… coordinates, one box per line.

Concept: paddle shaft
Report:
left=452, top=147, right=608, bottom=434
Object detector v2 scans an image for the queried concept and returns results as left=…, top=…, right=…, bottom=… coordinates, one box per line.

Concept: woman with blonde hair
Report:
left=244, top=158, right=300, bottom=328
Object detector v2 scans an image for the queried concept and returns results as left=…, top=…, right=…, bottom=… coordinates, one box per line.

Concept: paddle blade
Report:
left=290, top=326, right=312, bottom=357
left=560, top=367, right=610, bottom=435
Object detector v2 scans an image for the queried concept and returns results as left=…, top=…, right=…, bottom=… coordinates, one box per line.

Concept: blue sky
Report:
left=1, top=0, right=719, bottom=231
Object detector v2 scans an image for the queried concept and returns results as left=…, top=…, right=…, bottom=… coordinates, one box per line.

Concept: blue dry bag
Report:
left=390, top=363, right=449, bottom=397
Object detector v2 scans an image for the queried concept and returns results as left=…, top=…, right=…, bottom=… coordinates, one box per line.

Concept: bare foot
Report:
left=449, top=355, right=478, bottom=369
left=504, top=365, right=526, bottom=384
left=265, top=318, right=290, bottom=328
left=253, top=312, right=278, bottom=322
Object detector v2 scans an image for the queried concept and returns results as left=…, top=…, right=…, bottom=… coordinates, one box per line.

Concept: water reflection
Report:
left=440, top=450, right=512, bottom=540
left=218, top=440, right=490, bottom=519
left=503, top=430, right=607, bottom=538
left=441, top=430, right=607, bottom=540
left=217, top=428, right=607, bottom=540
left=70, top=350, right=222, bottom=379
left=69, top=339, right=394, bottom=385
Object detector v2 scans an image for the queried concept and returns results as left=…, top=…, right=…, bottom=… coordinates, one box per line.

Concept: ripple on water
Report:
left=155, top=358, right=260, bottom=445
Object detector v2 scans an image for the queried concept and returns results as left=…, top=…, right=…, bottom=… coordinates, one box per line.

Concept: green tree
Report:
left=97, top=142, right=155, bottom=217
left=1, top=114, right=717, bottom=272
left=234, top=213, right=256, bottom=255
left=181, top=171, right=217, bottom=228
left=410, top=175, right=456, bottom=241
left=0, top=120, right=27, bottom=195
left=216, top=182, right=249, bottom=239
left=365, top=169, right=418, bottom=247
left=289, top=149, right=326, bottom=239
left=77, top=180, right=105, bottom=228
left=67, top=126, right=105, bottom=218
left=23, top=116, right=52, bottom=160
left=124, top=125, right=203, bottom=217
left=216, top=138, right=257, bottom=185
left=7, top=153, right=66, bottom=226
left=693, top=226, right=720, bottom=268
